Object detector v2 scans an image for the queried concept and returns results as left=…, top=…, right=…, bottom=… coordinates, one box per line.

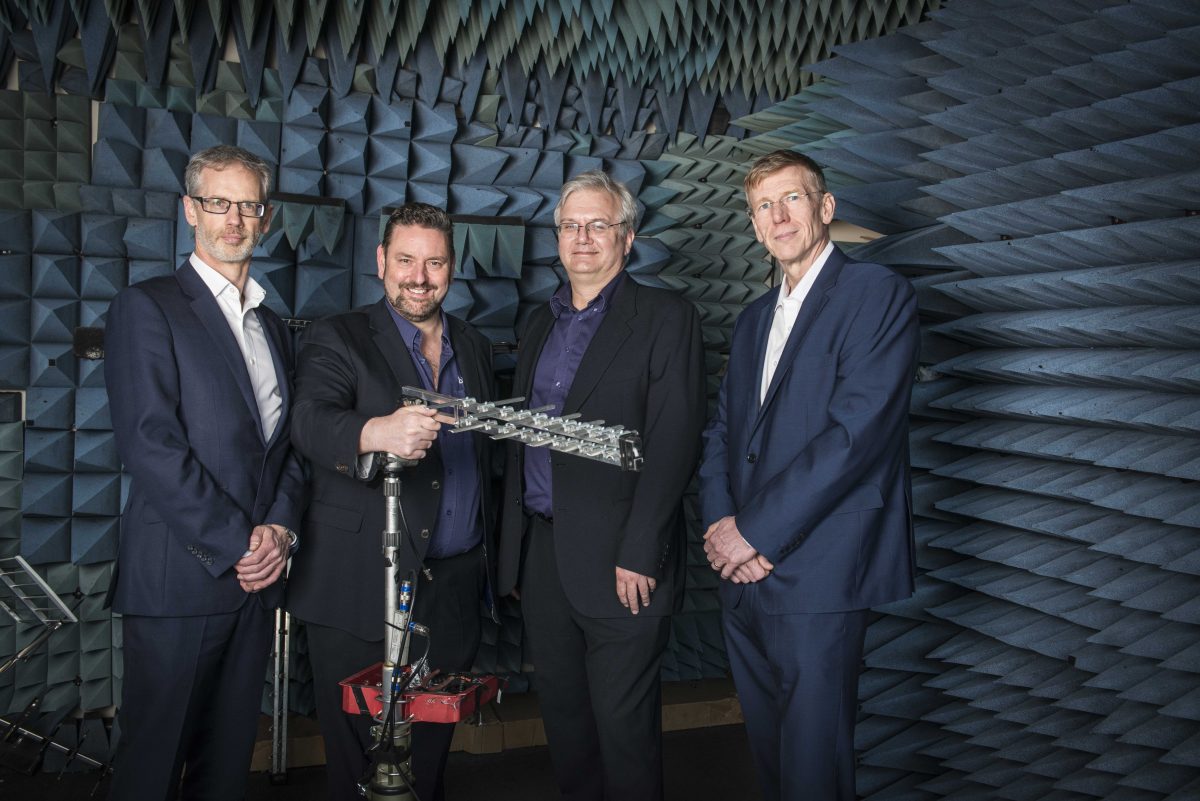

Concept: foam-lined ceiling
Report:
left=3, top=0, right=938, bottom=101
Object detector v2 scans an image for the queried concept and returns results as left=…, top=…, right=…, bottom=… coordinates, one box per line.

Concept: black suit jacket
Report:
left=287, top=299, right=496, bottom=641
left=104, top=261, right=305, bottom=615
left=497, top=275, right=706, bottom=618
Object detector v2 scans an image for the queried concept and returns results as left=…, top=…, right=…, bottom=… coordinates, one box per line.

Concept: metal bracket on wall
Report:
left=0, top=555, right=93, bottom=777
left=0, top=555, right=78, bottom=676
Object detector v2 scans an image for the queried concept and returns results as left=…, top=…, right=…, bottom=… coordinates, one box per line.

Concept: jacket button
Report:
left=420, top=528, right=430, bottom=539
left=746, top=453, right=757, bottom=464
left=431, top=480, right=440, bottom=490
left=336, top=462, right=348, bottom=474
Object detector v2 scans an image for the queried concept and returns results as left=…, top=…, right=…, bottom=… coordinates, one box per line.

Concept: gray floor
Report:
left=0, top=723, right=758, bottom=801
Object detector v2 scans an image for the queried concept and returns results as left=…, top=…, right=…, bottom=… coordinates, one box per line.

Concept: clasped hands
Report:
left=236, top=523, right=291, bottom=593
left=703, top=516, right=774, bottom=584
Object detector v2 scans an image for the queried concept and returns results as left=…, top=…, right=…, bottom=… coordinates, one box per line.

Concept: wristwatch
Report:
left=281, top=527, right=299, bottom=554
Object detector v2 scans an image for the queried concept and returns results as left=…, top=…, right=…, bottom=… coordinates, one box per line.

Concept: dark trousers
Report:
left=108, top=598, right=272, bottom=801
left=304, top=546, right=483, bottom=801
left=520, top=514, right=671, bottom=801
left=723, top=586, right=868, bottom=801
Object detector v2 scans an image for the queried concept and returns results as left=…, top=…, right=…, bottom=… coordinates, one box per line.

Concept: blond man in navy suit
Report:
left=700, top=150, right=920, bottom=801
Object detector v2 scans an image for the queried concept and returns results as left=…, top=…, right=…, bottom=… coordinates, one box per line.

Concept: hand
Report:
left=731, top=554, right=775, bottom=584
left=615, top=567, right=657, bottom=615
left=703, top=516, right=759, bottom=580
left=236, top=524, right=289, bottom=593
left=359, top=406, right=447, bottom=461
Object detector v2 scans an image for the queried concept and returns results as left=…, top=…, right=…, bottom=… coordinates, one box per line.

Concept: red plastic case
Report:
left=340, top=662, right=501, bottom=723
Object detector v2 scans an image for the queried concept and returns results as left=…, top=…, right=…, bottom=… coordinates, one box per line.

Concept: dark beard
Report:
left=387, top=287, right=440, bottom=322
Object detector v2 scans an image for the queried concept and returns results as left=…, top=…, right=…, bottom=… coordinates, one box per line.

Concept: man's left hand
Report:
left=615, top=567, right=657, bottom=615
left=730, top=554, right=775, bottom=584
left=703, top=516, right=760, bottom=580
left=236, top=524, right=289, bottom=593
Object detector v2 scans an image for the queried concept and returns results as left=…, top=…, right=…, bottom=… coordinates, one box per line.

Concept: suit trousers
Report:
left=723, top=584, right=868, bottom=801
left=520, top=514, right=671, bottom=801
left=108, top=598, right=272, bottom=801
left=303, top=545, right=483, bottom=801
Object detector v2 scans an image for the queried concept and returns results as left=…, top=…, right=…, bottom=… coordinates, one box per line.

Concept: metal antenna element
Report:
left=400, top=387, right=644, bottom=472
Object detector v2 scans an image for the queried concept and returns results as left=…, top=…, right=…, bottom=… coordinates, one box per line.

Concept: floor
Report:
left=0, top=723, right=759, bottom=801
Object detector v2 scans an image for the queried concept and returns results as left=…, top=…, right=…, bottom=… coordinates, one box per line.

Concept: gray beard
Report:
left=197, top=227, right=261, bottom=263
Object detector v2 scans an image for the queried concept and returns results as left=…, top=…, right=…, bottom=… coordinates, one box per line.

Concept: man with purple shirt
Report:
left=498, top=171, right=706, bottom=801
left=288, top=203, right=496, bottom=801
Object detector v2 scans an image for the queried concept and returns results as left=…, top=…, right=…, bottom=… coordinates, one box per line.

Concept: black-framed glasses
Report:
left=747, top=190, right=823, bottom=219
left=555, top=220, right=627, bottom=238
left=189, top=196, right=267, bottom=218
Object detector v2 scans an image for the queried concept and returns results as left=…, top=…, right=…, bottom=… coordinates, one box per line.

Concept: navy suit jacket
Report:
left=104, top=261, right=305, bottom=616
left=699, top=247, right=919, bottom=613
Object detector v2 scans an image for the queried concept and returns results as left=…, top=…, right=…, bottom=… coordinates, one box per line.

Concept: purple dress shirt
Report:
left=388, top=304, right=482, bottom=558
left=523, top=271, right=626, bottom=517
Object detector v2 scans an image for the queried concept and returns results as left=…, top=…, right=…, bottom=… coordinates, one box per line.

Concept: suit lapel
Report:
left=515, top=308, right=555, bottom=400
left=564, top=276, right=635, bottom=414
left=368, top=300, right=422, bottom=399
left=177, top=262, right=266, bottom=441
left=745, top=294, right=774, bottom=408
left=753, top=248, right=847, bottom=430
left=258, top=309, right=290, bottom=448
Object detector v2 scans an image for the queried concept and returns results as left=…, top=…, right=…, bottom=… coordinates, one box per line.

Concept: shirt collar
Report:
left=778, top=241, right=835, bottom=306
left=387, top=302, right=450, bottom=353
left=189, top=253, right=265, bottom=311
left=550, top=270, right=625, bottom=319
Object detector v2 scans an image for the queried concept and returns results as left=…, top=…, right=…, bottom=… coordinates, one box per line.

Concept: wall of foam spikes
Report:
left=3, top=0, right=1197, bottom=796
left=0, top=0, right=939, bottom=740
left=732, top=0, right=1199, bottom=797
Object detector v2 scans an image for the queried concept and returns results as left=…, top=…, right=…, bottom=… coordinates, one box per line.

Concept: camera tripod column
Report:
left=381, top=455, right=416, bottom=671
left=363, top=453, right=419, bottom=800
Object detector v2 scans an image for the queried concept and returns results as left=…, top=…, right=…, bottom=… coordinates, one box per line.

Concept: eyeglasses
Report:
left=555, top=220, right=626, bottom=238
left=189, top=196, right=267, bottom=218
left=747, top=190, right=823, bottom=219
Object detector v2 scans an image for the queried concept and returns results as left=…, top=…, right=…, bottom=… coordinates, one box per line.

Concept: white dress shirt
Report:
left=760, top=241, right=835, bottom=404
left=190, top=254, right=283, bottom=440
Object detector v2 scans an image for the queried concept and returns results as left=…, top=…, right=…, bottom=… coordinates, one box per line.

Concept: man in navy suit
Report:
left=699, top=150, right=919, bottom=801
left=104, top=145, right=305, bottom=801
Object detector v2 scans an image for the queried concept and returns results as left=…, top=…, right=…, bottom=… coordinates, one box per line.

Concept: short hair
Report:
left=184, top=145, right=272, bottom=199
left=380, top=202, right=455, bottom=259
left=555, top=170, right=639, bottom=230
left=743, top=150, right=828, bottom=199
